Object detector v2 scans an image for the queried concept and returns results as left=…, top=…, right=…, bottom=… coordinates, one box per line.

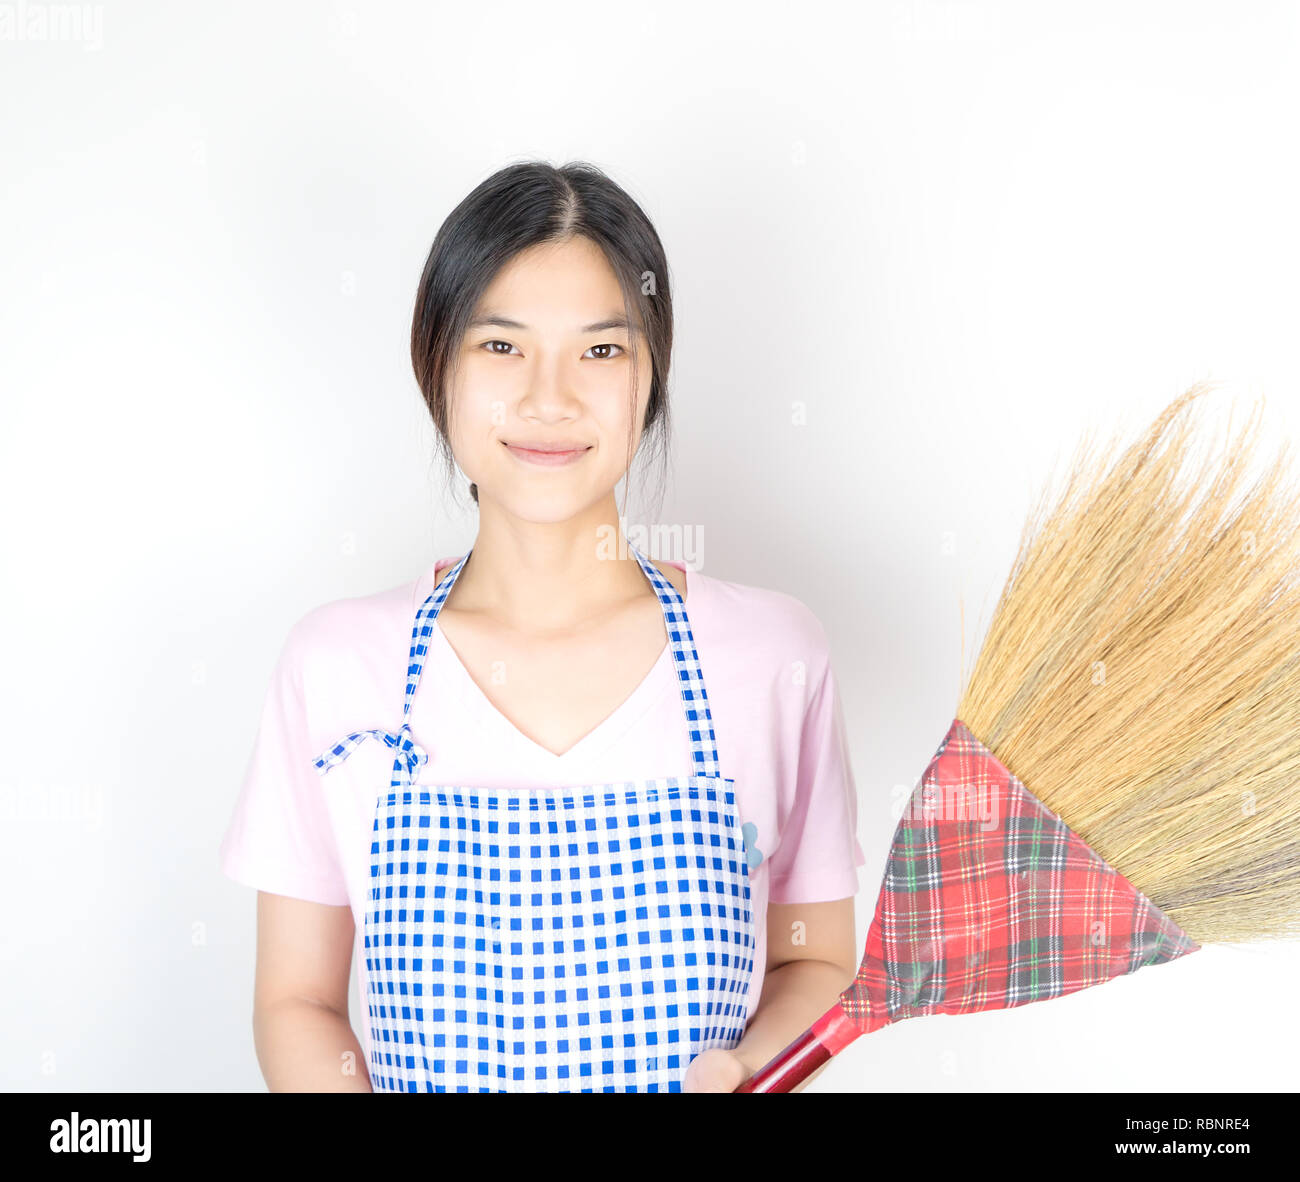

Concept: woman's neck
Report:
left=438, top=510, right=654, bottom=637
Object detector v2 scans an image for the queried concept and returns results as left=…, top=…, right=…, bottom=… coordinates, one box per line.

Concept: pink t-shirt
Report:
left=219, top=555, right=867, bottom=1063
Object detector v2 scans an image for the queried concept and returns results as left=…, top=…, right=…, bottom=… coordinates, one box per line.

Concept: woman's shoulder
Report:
left=275, top=568, right=439, bottom=686
left=677, top=561, right=835, bottom=681
left=260, top=568, right=446, bottom=761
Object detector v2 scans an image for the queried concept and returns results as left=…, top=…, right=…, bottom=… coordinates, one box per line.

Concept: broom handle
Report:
left=733, top=1000, right=863, bottom=1093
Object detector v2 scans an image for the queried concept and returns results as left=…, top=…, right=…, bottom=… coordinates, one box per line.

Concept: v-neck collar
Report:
left=425, top=556, right=693, bottom=764
left=430, top=623, right=675, bottom=763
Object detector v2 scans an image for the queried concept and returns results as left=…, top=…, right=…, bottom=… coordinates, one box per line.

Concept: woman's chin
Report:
left=486, top=486, right=601, bottom=523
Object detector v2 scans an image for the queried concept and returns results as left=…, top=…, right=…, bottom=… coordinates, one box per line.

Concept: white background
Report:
left=2, top=0, right=1298, bottom=1093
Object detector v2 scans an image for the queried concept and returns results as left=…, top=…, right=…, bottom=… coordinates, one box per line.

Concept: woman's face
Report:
left=447, top=235, right=653, bottom=523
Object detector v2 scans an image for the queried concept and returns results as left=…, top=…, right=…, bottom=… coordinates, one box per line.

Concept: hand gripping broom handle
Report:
left=733, top=1002, right=863, bottom=1093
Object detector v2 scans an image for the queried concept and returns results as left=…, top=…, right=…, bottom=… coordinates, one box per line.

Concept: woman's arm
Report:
left=251, top=892, right=372, bottom=1092
left=732, top=896, right=859, bottom=1092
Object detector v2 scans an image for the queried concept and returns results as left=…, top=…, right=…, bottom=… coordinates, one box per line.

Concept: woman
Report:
left=219, top=160, right=866, bottom=1093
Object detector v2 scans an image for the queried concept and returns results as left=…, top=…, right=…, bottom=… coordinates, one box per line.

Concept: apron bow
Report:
left=382, top=721, right=429, bottom=783
left=314, top=720, right=428, bottom=786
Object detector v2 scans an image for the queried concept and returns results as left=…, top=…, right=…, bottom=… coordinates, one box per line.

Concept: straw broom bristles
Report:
left=956, top=382, right=1300, bottom=944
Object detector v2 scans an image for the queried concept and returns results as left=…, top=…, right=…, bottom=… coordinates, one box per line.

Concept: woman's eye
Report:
left=480, top=340, right=623, bottom=359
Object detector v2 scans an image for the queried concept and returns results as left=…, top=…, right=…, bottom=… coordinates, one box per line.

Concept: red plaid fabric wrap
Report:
left=834, top=718, right=1199, bottom=1042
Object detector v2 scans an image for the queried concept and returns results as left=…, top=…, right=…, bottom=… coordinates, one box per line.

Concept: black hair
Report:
left=410, top=160, right=673, bottom=519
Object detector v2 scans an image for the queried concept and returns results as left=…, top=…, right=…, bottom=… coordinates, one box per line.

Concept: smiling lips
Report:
left=502, top=440, right=592, bottom=467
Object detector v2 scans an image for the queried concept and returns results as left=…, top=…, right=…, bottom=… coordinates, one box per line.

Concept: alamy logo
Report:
left=49, top=1112, right=151, bottom=1162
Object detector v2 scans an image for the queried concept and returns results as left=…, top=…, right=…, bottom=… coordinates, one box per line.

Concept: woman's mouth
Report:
left=502, top=441, right=592, bottom=467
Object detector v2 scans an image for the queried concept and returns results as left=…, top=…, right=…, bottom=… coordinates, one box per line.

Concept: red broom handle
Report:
left=734, top=1000, right=863, bottom=1092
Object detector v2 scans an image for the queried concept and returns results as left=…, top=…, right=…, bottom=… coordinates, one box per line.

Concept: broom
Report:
left=735, top=381, right=1300, bottom=1092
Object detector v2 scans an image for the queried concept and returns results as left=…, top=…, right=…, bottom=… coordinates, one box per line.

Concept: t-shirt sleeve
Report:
left=218, top=618, right=351, bottom=906
left=767, top=656, right=868, bottom=904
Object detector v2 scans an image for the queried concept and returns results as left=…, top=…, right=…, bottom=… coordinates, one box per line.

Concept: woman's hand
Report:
left=681, top=1047, right=751, bottom=1093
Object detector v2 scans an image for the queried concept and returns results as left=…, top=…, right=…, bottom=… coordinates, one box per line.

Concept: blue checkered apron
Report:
left=314, top=542, right=756, bottom=1091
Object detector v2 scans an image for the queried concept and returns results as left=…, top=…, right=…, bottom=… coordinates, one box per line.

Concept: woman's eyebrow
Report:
left=469, top=314, right=634, bottom=333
